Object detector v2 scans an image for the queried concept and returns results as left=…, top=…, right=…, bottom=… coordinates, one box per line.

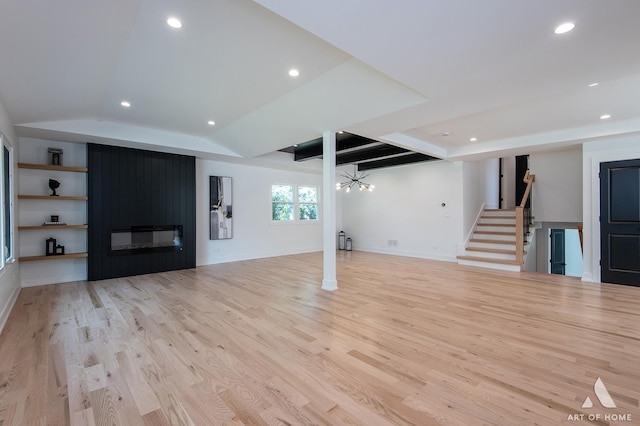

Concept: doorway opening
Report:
left=531, top=222, right=584, bottom=277
left=549, top=228, right=583, bottom=278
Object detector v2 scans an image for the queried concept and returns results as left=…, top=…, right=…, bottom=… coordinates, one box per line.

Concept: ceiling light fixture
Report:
left=588, top=82, right=599, bottom=87
left=554, top=22, right=575, bottom=34
left=470, top=137, right=477, bottom=142
left=600, top=114, right=611, bottom=120
left=288, top=68, right=300, bottom=77
left=336, top=164, right=374, bottom=193
left=207, top=120, right=216, bottom=126
left=120, top=101, right=131, bottom=108
left=167, top=17, right=182, bottom=29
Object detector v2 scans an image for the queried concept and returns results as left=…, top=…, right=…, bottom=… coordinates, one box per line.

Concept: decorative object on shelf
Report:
left=45, top=237, right=66, bottom=256
left=48, top=147, right=63, bottom=166
left=346, top=237, right=353, bottom=251
left=336, top=164, right=375, bottom=193
left=209, top=176, right=233, bottom=240
left=338, top=231, right=346, bottom=250
left=49, top=179, right=60, bottom=196
left=46, top=237, right=56, bottom=256
left=43, top=215, right=66, bottom=226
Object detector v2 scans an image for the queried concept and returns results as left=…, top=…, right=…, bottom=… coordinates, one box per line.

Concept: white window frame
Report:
left=270, top=183, right=321, bottom=224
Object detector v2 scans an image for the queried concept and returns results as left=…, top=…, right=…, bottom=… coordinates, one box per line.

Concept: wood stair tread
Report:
left=484, top=208, right=515, bottom=212
left=466, top=247, right=527, bottom=255
left=477, top=223, right=516, bottom=227
left=456, top=255, right=522, bottom=266
left=470, top=238, right=515, bottom=245
left=480, top=215, right=516, bottom=219
left=475, top=230, right=516, bottom=236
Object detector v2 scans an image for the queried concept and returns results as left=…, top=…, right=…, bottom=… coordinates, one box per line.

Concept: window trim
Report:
left=3, top=142, right=13, bottom=264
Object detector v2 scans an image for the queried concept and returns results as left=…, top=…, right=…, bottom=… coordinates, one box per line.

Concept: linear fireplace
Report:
left=110, top=225, right=183, bottom=255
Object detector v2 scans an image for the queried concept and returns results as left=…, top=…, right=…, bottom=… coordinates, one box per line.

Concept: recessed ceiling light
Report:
left=588, top=82, right=599, bottom=87
left=167, top=17, right=182, bottom=29
left=288, top=69, right=300, bottom=77
left=470, top=137, right=477, bottom=142
left=120, top=101, right=131, bottom=108
left=293, top=144, right=298, bottom=147
left=600, top=114, right=611, bottom=120
left=554, top=22, right=575, bottom=34
left=207, top=120, right=216, bottom=126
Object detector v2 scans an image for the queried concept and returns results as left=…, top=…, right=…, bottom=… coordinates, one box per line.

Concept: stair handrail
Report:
left=515, top=170, right=535, bottom=265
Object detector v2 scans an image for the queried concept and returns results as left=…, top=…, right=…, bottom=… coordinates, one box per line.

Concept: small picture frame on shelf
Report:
left=46, top=237, right=56, bottom=256
left=48, top=148, right=63, bottom=166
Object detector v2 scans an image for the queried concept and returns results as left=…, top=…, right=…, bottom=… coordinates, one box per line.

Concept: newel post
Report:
left=515, top=206, right=524, bottom=268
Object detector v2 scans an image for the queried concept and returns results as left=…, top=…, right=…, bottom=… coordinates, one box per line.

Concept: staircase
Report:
left=457, top=208, right=526, bottom=271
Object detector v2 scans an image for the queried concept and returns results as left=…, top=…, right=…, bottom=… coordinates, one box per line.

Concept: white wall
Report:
left=582, top=134, right=640, bottom=283
left=462, top=158, right=499, bottom=241
left=18, top=138, right=88, bottom=287
left=0, top=99, right=20, bottom=333
left=196, top=158, right=324, bottom=265
left=341, top=160, right=463, bottom=262
left=530, top=147, right=582, bottom=222
left=564, top=229, right=583, bottom=278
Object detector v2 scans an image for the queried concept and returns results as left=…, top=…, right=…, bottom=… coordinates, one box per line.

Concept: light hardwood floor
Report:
left=1, top=251, right=639, bottom=425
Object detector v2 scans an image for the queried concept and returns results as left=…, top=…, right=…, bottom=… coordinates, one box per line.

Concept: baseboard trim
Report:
left=0, top=285, right=20, bottom=335
left=196, top=247, right=321, bottom=267
left=354, top=247, right=457, bottom=263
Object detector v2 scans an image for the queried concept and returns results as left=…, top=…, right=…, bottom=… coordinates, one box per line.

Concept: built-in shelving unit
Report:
left=18, top=154, right=89, bottom=267
left=20, top=253, right=89, bottom=262
left=19, top=224, right=88, bottom=231
left=18, top=163, right=88, bottom=173
left=18, top=195, right=88, bottom=201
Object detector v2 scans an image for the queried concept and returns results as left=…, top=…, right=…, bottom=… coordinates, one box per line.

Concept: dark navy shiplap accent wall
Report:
left=87, top=144, right=196, bottom=280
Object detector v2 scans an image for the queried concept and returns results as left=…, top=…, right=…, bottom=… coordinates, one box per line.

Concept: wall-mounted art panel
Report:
left=210, top=176, right=232, bottom=240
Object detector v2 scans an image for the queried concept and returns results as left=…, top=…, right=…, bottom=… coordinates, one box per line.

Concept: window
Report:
left=3, top=144, right=11, bottom=262
left=271, top=184, right=319, bottom=222
left=298, top=186, right=318, bottom=220
left=272, top=184, right=295, bottom=221
left=0, top=135, right=11, bottom=268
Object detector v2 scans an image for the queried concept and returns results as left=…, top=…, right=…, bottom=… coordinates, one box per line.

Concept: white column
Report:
left=322, top=131, right=338, bottom=291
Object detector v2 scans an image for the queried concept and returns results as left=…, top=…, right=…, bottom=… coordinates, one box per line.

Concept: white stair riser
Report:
left=476, top=226, right=516, bottom=232
left=458, top=259, right=521, bottom=272
left=463, top=252, right=516, bottom=261
left=483, top=211, right=517, bottom=217
left=474, top=234, right=516, bottom=242
left=469, top=242, right=517, bottom=250
left=478, top=219, right=516, bottom=229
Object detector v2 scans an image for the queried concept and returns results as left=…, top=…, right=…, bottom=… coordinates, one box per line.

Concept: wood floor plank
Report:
left=1, top=251, right=640, bottom=424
